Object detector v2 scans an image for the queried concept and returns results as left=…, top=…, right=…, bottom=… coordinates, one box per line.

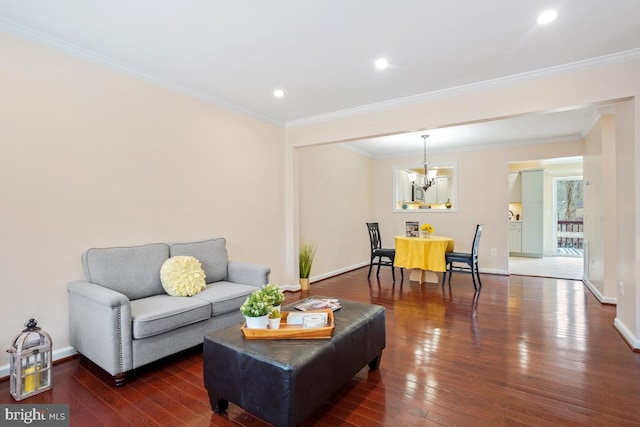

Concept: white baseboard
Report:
left=311, top=261, right=370, bottom=282
left=0, top=346, right=77, bottom=380
left=583, top=278, right=617, bottom=304
left=309, top=264, right=508, bottom=283
left=613, top=317, right=640, bottom=350
left=277, top=262, right=370, bottom=292
left=481, top=268, right=509, bottom=276
left=278, top=283, right=302, bottom=292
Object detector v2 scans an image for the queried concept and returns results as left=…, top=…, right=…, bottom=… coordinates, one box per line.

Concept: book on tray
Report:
left=294, top=298, right=341, bottom=312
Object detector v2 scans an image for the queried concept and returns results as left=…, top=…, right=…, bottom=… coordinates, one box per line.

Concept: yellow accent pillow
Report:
left=160, top=256, right=207, bottom=297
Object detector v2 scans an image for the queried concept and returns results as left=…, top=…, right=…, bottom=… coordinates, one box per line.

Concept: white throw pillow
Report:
left=160, top=256, right=207, bottom=297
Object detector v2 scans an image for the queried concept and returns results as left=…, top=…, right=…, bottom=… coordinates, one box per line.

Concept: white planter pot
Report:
left=245, top=315, right=269, bottom=329
left=268, top=317, right=281, bottom=330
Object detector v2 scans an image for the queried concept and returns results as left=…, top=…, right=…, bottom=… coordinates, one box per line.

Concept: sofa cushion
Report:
left=130, top=295, right=211, bottom=339
left=169, top=238, right=228, bottom=283
left=160, top=256, right=207, bottom=296
left=192, top=282, right=261, bottom=316
left=82, top=243, right=169, bottom=300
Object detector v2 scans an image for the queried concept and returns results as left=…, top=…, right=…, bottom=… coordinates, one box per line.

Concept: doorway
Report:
left=553, top=176, right=584, bottom=257
left=508, top=159, right=584, bottom=280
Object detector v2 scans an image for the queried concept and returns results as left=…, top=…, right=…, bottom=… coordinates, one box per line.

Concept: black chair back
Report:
left=365, top=222, right=403, bottom=281
left=366, top=222, right=382, bottom=251
left=472, top=224, right=483, bottom=260
left=443, top=223, right=483, bottom=290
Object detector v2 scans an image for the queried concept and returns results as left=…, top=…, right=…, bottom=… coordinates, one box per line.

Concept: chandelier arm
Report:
left=420, top=134, right=433, bottom=191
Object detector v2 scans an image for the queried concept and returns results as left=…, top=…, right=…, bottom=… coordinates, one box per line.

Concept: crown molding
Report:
left=581, top=110, right=602, bottom=138
left=0, top=18, right=285, bottom=127
left=286, top=48, right=640, bottom=128
left=581, top=99, right=629, bottom=138
left=595, top=103, right=618, bottom=116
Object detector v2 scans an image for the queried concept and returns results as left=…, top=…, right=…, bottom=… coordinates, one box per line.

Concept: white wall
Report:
left=583, top=115, right=618, bottom=302
left=297, top=144, right=373, bottom=278
left=614, top=100, right=638, bottom=341
left=0, top=34, right=286, bottom=366
left=600, top=114, right=618, bottom=300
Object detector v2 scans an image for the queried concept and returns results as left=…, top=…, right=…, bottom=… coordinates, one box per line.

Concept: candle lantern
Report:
left=6, top=318, right=53, bottom=401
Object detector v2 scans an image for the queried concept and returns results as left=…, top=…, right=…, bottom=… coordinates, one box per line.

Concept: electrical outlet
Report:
left=619, top=281, right=624, bottom=296
left=491, top=248, right=497, bottom=256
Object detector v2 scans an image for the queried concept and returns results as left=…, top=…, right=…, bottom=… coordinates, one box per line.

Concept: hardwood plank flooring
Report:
left=2, top=268, right=640, bottom=426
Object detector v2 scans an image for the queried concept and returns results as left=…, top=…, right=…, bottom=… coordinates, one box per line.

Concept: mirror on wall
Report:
left=393, top=163, right=457, bottom=212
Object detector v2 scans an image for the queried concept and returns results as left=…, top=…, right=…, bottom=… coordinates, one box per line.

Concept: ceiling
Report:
left=342, top=106, right=599, bottom=158
left=1, top=1, right=639, bottom=155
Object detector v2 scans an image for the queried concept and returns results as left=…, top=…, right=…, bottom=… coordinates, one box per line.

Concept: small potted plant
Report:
left=261, top=284, right=285, bottom=311
left=420, top=223, right=434, bottom=238
left=268, top=308, right=282, bottom=330
left=299, top=242, right=316, bottom=291
left=239, top=290, right=271, bottom=329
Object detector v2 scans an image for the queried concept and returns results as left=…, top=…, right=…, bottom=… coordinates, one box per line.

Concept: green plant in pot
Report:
left=261, top=284, right=285, bottom=310
left=299, top=242, right=316, bottom=291
left=268, top=308, right=282, bottom=330
left=268, top=308, right=281, bottom=319
left=240, top=290, right=272, bottom=329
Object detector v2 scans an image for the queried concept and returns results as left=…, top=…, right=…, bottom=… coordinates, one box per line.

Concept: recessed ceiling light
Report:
left=537, top=10, right=557, bottom=24
left=273, top=89, right=284, bottom=98
left=374, top=58, right=389, bottom=70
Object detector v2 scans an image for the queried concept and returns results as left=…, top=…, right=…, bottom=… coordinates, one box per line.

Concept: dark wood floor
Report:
left=3, top=268, right=640, bottom=426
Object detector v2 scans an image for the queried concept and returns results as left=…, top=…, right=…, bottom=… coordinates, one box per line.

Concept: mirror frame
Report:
left=393, top=162, right=458, bottom=213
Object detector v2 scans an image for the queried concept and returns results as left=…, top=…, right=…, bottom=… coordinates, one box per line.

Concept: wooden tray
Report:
left=241, top=309, right=335, bottom=340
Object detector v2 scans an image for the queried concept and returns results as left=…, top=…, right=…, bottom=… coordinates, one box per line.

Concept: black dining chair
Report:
left=442, top=224, right=483, bottom=290
left=366, top=222, right=403, bottom=282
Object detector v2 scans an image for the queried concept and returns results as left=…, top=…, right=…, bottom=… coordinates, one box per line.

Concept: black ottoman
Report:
left=203, top=298, right=386, bottom=427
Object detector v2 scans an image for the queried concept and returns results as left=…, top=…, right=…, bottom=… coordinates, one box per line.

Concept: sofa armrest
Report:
left=68, top=280, right=130, bottom=307
left=67, top=280, right=133, bottom=376
left=227, top=261, right=270, bottom=287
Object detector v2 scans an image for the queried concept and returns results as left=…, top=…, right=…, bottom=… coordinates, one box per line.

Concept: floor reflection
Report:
left=355, top=268, right=640, bottom=424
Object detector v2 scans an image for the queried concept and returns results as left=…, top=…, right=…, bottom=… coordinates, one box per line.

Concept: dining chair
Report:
left=442, top=224, right=483, bottom=290
left=366, top=222, right=403, bottom=281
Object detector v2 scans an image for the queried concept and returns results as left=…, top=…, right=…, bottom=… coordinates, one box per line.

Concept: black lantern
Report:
left=6, top=318, right=52, bottom=401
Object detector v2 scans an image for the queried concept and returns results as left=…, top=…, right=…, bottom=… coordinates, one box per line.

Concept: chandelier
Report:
left=408, top=134, right=437, bottom=192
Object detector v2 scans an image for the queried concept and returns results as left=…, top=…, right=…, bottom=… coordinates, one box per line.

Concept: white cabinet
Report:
left=398, top=171, right=413, bottom=203
left=509, top=222, right=522, bottom=253
left=508, top=173, right=522, bottom=202
left=520, top=170, right=543, bottom=257
left=437, top=177, right=449, bottom=204
left=423, top=179, right=438, bottom=204
left=423, top=177, right=449, bottom=204
left=521, top=170, right=543, bottom=202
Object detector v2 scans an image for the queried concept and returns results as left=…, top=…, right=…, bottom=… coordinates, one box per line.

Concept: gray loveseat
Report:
left=67, top=238, right=270, bottom=385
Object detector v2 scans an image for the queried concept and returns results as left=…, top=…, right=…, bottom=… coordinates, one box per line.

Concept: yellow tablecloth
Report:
left=394, top=235, right=455, bottom=272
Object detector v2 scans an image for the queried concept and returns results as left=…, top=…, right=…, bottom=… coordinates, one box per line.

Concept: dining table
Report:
left=394, top=235, right=455, bottom=283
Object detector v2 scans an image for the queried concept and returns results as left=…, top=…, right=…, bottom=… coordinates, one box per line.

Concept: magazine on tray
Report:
left=294, top=298, right=341, bottom=312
